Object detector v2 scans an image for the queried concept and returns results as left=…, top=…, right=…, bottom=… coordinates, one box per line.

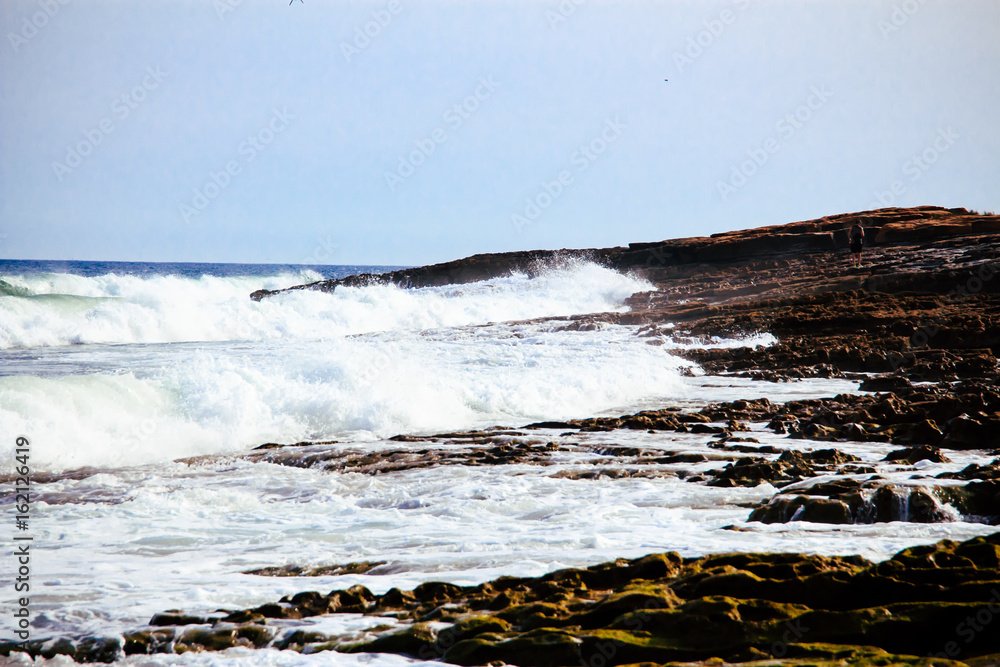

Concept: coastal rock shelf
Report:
left=241, top=206, right=1000, bottom=666
left=7, top=535, right=1000, bottom=665
left=224, top=373, right=1000, bottom=526
left=623, top=290, right=1000, bottom=385
left=7, top=386, right=998, bottom=663
left=250, top=206, right=1000, bottom=304
left=7, top=206, right=997, bottom=666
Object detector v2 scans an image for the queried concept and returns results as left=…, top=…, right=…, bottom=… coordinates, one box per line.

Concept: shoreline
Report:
left=250, top=205, right=999, bottom=302
left=114, top=533, right=1000, bottom=666
left=5, top=205, right=999, bottom=665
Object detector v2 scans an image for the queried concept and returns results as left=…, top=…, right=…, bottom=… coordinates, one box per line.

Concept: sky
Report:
left=1, top=0, right=998, bottom=266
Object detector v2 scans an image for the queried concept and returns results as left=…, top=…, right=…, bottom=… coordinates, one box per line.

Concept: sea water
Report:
left=0, top=260, right=994, bottom=665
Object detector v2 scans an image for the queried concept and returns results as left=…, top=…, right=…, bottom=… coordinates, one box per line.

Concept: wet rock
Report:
left=688, top=423, right=726, bottom=434
left=937, top=460, right=1000, bottom=481
left=123, top=628, right=177, bottom=655
left=706, top=449, right=824, bottom=488
left=837, top=422, right=871, bottom=441
left=244, top=560, right=387, bottom=577
left=273, top=629, right=335, bottom=651
left=74, top=637, right=123, bottom=662
left=570, top=585, right=681, bottom=629
left=343, top=623, right=438, bottom=658
left=0, top=637, right=123, bottom=663
left=751, top=482, right=965, bottom=525
left=414, top=581, right=466, bottom=604
left=256, top=207, right=1000, bottom=311
left=149, top=611, right=211, bottom=626
left=176, top=626, right=241, bottom=652
left=789, top=422, right=839, bottom=441
left=220, top=610, right=266, bottom=624
left=40, top=637, right=77, bottom=659
left=887, top=419, right=945, bottom=446
left=859, top=375, right=913, bottom=392
left=795, top=478, right=864, bottom=496
left=936, top=480, right=1000, bottom=524
left=942, top=414, right=1000, bottom=449
left=27, top=534, right=1000, bottom=665
left=333, top=585, right=377, bottom=612
left=749, top=495, right=853, bottom=524
left=883, top=445, right=951, bottom=464
left=707, top=441, right=770, bottom=454
left=450, top=615, right=512, bottom=640
left=444, top=628, right=582, bottom=667
left=373, top=587, right=418, bottom=611
left=652, top=453, right=708, bottom=464
left=804, top=448, right=861, bottom=465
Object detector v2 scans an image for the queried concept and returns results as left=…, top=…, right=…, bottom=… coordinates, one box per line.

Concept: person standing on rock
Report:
left=849, top=219, right=865, bottom=268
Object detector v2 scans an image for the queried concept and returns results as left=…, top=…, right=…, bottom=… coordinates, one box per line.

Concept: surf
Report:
left=0, top=261, right=651, bottom=349
left=0, top=262, right=683, bottom=469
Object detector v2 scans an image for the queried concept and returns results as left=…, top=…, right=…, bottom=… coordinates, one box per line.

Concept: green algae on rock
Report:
left=7, top=535, right=999, bottom=665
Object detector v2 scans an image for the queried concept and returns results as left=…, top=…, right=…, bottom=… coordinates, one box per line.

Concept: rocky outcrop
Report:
left=637, top=290, right=1000, bottom=385
left=524, top=380, right=1000, bottom=453
left=16, top=206, right=994, bottom=666
left=874, top=216, right=1000, bottom=244
left=746, top=480, right=999, bottom=525
left=189, top=380, right=999, bottom=533
left=11, top=535, right=999, bottom=665
left=251, top=206, right=1000, bottom=301
left=242, top=560, right=388, bottom=577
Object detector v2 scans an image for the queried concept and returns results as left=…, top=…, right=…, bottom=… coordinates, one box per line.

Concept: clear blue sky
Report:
left=1, top=0, right=998, bottom=265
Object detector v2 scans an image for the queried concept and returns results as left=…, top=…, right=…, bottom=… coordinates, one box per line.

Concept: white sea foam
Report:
left=4, top=263, right=996, bottom=665
left=0, top=262, right=648, bottom=349
left=0, top=263, right=696, bottom=470
left=12, top=429, right=996, bottom=655
left=0, top=324, right=698, bottom=471
left=6, top=646, right=438, bottom=667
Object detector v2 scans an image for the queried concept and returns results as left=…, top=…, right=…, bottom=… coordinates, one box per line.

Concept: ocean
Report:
left=1, top=260, right=993, bottom=665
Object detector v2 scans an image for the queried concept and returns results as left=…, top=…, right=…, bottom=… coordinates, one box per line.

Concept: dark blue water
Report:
left=0, top=259, right=407, bottom=280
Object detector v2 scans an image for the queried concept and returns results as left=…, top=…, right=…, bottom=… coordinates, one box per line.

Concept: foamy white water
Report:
left=0, top=263, right=646, bottom=349
left=1, top=263, right=704, bottom=470
left=3, top=261, right=993, bottom=666
left=10, top=425, right=996, bottom=658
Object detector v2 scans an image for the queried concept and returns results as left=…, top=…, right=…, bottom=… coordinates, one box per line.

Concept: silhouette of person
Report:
left=849, top=219, right=865, bottom=268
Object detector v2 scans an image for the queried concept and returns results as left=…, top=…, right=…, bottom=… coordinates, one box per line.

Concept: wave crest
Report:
left=0, top=262, right=651, bottom=349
